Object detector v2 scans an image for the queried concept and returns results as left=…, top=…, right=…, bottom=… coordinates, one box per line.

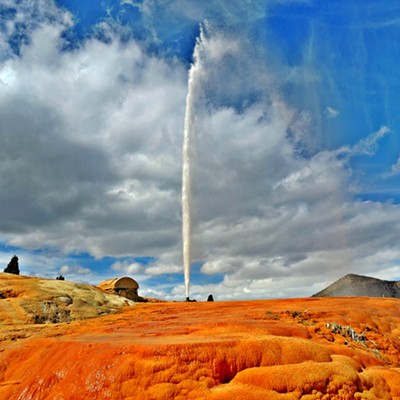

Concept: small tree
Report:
left=56, top=275, right=65, bottom=280
left=4, top=255, right=20, bottom=275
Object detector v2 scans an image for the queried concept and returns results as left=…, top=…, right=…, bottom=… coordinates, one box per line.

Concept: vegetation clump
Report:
left=4, top=255, right=20, bottom=275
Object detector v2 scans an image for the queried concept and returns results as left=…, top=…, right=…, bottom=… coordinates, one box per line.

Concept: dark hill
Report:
left=312, top=273, right=400, bottom=298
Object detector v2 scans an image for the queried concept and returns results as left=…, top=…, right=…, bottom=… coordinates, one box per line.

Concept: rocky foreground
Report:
left=0, top=275, right=400, bottom=399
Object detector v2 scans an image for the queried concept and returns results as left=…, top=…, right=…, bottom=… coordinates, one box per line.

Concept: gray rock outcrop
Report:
left=313, top=274, right=400, bottom=298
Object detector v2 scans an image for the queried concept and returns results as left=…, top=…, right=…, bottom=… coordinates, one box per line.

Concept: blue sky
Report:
left=1, top=0, right=400, bottom=300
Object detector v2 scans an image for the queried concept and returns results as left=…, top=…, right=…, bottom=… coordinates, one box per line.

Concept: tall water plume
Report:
left=182, top=28, right=205, bottom=300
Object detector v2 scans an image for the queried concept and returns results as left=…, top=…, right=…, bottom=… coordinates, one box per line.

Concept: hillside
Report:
left=0, top=274, right=399, bottom=399
left=313, top=274, right=400, bottom=298
left=0, top=273, right=134, bottom=340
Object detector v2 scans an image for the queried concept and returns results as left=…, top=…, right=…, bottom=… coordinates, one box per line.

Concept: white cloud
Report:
left=0, top=63, right=17, bottom=85
left=201, top=258, right=235, bottom=274
left=59, top=265, right=92, bottom=276
left=145, top=264, right=182, bottom=275
left=111, top=261, right=143, bottom=274
left=324, top=106, right=339, bottom=118
left=386, top=155, right=400, bottom=177
left=120, top=0, right=142, bottom=7
left=1, top=2, right=400, bottom=301
left=0, top=14, right=186, bottom=260
left=339, top=126, right=390, bottom=157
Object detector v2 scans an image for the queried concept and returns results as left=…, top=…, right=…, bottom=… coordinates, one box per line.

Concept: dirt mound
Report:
left=0, top=296, right=399, bottom=399
left=313, top=273, right=400, bottom=298
left=0, top=273, right=134, bottom=330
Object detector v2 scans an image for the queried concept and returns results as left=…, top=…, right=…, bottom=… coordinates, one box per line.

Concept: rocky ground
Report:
left=0, top=274, right=399, bottom=399
left=0, top=273, right=134, bottom=341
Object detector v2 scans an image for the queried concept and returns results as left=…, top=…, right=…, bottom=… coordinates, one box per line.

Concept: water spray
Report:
left=182, top=26, right=205, bottom=301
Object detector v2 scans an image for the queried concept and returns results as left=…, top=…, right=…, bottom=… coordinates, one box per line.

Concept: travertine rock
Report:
left=0, top=275, right=399, bottom=399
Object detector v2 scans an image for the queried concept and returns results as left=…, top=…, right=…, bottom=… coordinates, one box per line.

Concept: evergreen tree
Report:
left=4, top=255, right=20, bottom=275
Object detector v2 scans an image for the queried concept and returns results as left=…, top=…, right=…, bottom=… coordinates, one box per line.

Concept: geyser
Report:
left=182, top=28, right=204, bottom=300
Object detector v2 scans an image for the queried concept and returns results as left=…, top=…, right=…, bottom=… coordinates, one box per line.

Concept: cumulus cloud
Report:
left=59, top=265, right=92, bottom=276
left=111, top=261, right=143, bottom=274
left=0, top=6, right=186, bottom=261
left=386, top=155, right=400, bottom=177
left=179, top=30, right=400, bottom=298
left=1, top=1, right=400, bottom=300
left=145, top=264, right=182, bottom=275
left=201, top=258, right=235, bottom=274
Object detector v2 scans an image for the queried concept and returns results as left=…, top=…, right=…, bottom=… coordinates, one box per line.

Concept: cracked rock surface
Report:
left=0, top=274, right=399, bottom=399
